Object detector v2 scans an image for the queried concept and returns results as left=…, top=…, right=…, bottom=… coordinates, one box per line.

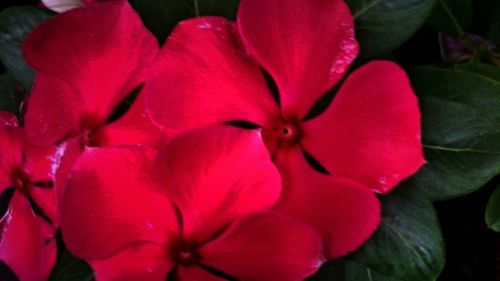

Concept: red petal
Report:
left=0, top=192, right=57, bottom=281
left=303, top=61, right=425, bottom=193
left=0, top=119, right=22, bottom=191
left=238, top=0, right=358, bottom=118
left=0, top=112, right=18, bottom=126
left=25, top=74, right=84, bottom=145
left=154, top=126, right=281, bottom=241
left=200, top=212, right=323, bottom=281
left=97, top=93, right=168, bottom=149
left=273, top=148, right=381, bottom=259
left=53, top=139, right=83, bottom=202
left=23, top=1, right=158, bottom=122
left=60, top=147, right=177, bottom=260
left=145, top=17, right=278, bottom=130
left=30, top=187, right=58, bottom=225
left=91, top=243, right=173, bottom=281
left=177, top=266, right=225, bottom=281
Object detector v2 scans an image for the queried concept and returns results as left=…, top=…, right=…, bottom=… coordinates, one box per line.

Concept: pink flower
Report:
left=144, top=0, right=425, bottom=258
left=22, top=1, right=166, bottom=196
left=0, top=112, right=57, bottom=281
left=60, top=126, right=323, bottom=280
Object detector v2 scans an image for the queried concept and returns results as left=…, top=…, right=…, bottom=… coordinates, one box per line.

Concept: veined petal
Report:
left=238, top=0, right=358, bottom=118
left=23, top=1, right=159, bottom=123
left=97, top=92, right=168, bottom=149
left=200, top=212, right=323, bottom=281
left=273, top=148, right=381, bottom=259
left=91, top=243, right=173, bottom=281
left=60, top=147, right=177, bottom=260
left=24, top=74, right=84, bottom=146
left=154, top=126, right=281, bottom=241
left=145, top=17, right=278, bottom=131
left=303, top=61, right=425, bottom=193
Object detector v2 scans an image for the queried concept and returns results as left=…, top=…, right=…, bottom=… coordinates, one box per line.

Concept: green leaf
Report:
left=345, top=0, right=437, bottom=58
left=0, top=7, right=52, bottom=90
left=48, top=247, right=94, bottom=281
left=453, top=63, right=500, bottom=81
left=308, top=259, right=403, bottom=281
left=426, top=0, right=473, bottom=36
left=406, top=64, right=500, bottom=201
left=348, top=187, right=445, bottom=281
left=487, top=4, right=500, bottom=44
left=485, top=184, right=500, bottom=231
left=132, top=0, right=239, bottom=44
left=0, top=73, right=24, bottom=113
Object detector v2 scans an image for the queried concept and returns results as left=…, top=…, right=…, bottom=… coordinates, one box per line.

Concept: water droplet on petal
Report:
left=198, top=22, right=212, bottom=30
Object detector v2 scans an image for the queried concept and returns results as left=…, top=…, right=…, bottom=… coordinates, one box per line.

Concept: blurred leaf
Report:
left=308, top=259, right=402, bottom=281
left=132, top=0, right=239, bottom=44
left=427, top=0, right=473, bottom=36
left=485, top=184, right=500, bottom=231
left=0, top=6, right=52, bottom=90
left=0, top=73, right=24, bottom=113
left=347, top=187, right=445, bottom=281
left=345, top=0, right=437, bottom=59
left=407, top=64, right=500, bottom=201
left=48, top=247, right=94, bottom=281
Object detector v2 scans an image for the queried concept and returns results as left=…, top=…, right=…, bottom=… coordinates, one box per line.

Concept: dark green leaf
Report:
left=0, top=7, right=52, bottom=90
left=406, top=64, right=500, bottom=201
left=132, top=0, right=239, bottom=44
left=487, top=4, right=500, bottom=44
left=0, top=73, right=23, bottom=113
left=348, top=187, right=445, bottom=281
left=48, top=247, right=94, bottom=281
left=454, top=62, right=500, bottom=81
left=485, top=184, right=500, bottom=231
left=345, top=0, right=437, bottom=58
left=308, top=259, right=402, bottom=281
left=426, top=0, right=473, bottom=36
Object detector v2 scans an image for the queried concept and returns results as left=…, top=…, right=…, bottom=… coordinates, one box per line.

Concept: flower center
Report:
left=11, top=167, right=31, bottom=194
left=170, top=240, right=200, bottom=266
left=279, top=124, right=298, bottom=139
left=262, top=119, right=303, bottom=156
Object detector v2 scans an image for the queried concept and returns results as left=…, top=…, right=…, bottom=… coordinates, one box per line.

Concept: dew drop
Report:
left=198, top=22, right=212, bottom=30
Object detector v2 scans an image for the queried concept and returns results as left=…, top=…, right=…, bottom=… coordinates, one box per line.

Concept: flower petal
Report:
left=53, top=139, right=82, bottom=202
left=303, top=61, right=425, bottom=193
left=0, top=116, right=22, bottom=191
left=145, top=17, right=278, bottom=130
left=200, top=212, right=323, bottom=281
left=176, top=266, right=225, bottom=281
left=273, top=148, right=381, bottom=259
left=0, top=192, right=57, bottom=281
left=91, top=243, right=173, bottom=281
left=154, top=126, right=281, bottom=241
left=97, top=93, right=168, bottom=149
left=25, top=74, right=84, bottom=146
left=23, top=1, right=158, bottom=122
left=238, top=0, right=358, bottom=118
left=30, top=187, right=58, bottom=225
left=60, top=147, right=176, bottom=260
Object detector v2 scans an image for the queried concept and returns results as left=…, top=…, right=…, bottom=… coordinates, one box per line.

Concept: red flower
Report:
left=60, top=126, right=323, bottom=280
left=22, top=1, right=166, bottom=196
left=0, top=112, right=57, bottom=281
left=144, top=0, right=425, bottom=258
